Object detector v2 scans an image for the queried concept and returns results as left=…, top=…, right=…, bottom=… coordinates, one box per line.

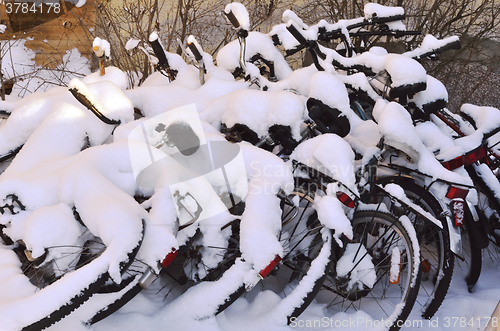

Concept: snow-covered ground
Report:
left=45, top=253, right=500, bottom=331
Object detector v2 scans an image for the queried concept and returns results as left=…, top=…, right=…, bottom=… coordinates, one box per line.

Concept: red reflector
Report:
left=336, top=191, right=355, bottom=208
left=160, top=248, right=178, bottom=268
left=445, top=186, right=469, bottom=199
left=450, top=199, right=465, bottom=227
left=422, top=259, right=432, bottom=273
left=441, top=155, right=464, bottom=170
left=464, top=145, right=487, bottom=165
left=259, top=254, right=282, bottom=278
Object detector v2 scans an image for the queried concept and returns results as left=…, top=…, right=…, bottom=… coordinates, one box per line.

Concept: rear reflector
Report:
left=464, top=145, right=487, bottom=165
left=422, top=259, right=432, bottom=273
left=336, top=191, right=355, bottom=208
left=441, top=155, right=464, bottom=171
left=259, top=254, right=282, bottom=279
left=450, top=199, right=465, bottom=227
left=160, top=248, right=179, bottom=268
left=445, top=186, right=469, bottom=199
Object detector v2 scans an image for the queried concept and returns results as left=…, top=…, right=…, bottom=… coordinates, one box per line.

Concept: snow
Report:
left=93, top=37, right=111, bottom=59
left=364, top=3, right=405, bottom=20
left=308, top=71, right=362, bottom=129
left=75, top=0, right=86, bottom=7
left=238, top=143, right=293, bottom=271
left=290, top=134, right=358, bottom=194
left=59, top=258, right=499, bottom=331
left=125, top=39, right=141, bottom=51
left=373, top=100, right=472, bottom=186
left=389, top=246, right=401, bottom=284
left=415, top=120, right=465, bottom=162
left=282, top=10, right=308, bottom=29
left=216, top=31, right=293, bottom=81
left=1, top=3, right=500, bottom=331
left=0, top=142, right=146, bottom=330
left=0, top=40, right=91, bottom=98
left=403, top=35, right=460, bottom=60
left=268, top=23, right=302, bottom=51
left=384, top=54, right=427, bottom=90
left=410, top=75, right=448, bottom=111
left=202, top=89, right=306, bottom=140
left=314, top=194, right=353, bottom=245
left=336, top=243, right=376, bottom=289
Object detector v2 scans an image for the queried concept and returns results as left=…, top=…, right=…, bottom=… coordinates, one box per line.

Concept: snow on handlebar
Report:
left=223, top=2, right=250, bottom=32
left=404, top=35, right=461, bottom=60
left=68, top=78, right=121, bottom=126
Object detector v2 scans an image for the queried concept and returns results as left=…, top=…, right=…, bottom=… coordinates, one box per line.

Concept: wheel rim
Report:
left=238, top=187, right=328, bottom=320
left=320, top=212, right=416, bottom=325
left=401, top=190, right=446, bottom=311
left=2, top=228, right=106, bottom=291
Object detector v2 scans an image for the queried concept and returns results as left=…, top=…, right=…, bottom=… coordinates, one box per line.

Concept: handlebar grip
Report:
left=286, top=22, right=309, bottom=47
left=371, top=14, right=406, bottom=24
left=438, top=39, right=461, bottom=53
left=223, top=10, right=240, bottom=29
left=484, top=125, right=500, bottom=140
left=416, top=38, right=461, bottom=60
left=187, top=41, right=203, bottom=62
left=318, top=27, right=343, bottom=41
left=69, top=87, right=121, bottom=125
left=149, top=38, right=170, bottom=69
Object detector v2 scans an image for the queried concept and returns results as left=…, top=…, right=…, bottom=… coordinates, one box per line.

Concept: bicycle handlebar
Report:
left=349, top=30, right=421, bottom=39
left=369, top=13, right=406, bottom=25
left=405, top=36, right=461, bottom=60
left=285, top=22, right=310, bottom=48
left=69, top=87, right=121, bottom=126
left=317, top=13, right=406, bottom=42
left=149, top=36, right=170, bottom=70
left=484, top=125, right=500, bottom=141
left=415, top=39, right=461, bottom=60
left=187, top=38, right=203, bottom=62
left=223, top=9, right=241, bottom=29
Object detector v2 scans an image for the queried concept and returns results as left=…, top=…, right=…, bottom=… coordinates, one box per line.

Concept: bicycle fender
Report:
left=463, top=200, right=489, bottom=250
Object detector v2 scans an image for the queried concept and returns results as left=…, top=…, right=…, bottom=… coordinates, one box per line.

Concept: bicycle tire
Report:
left=321, top=210, right=421, bottom=331
left=0, top=218, right=144, bottom=331
left=462, top=201, right=483, bottom=292
left=376, top=177, right=454, bottom=319
left=215, top=178, right=332, bottom=323
left=87, top=275, right=144, bottom=325
left=88, top=219, right=242, bottom=325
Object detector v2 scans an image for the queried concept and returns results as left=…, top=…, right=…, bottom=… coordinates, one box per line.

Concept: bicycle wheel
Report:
left=0, top=214, right=143, bottom=331
left=320, top=210, right=421, bottom=331
left=216, top=179, right=332, bottom=323
left=88, top=217, right=242, bottom=325
left=476, top=191, right=500, bottom=263
left=459, top=219, right=482, bottom=292
left=376, top=178, right=454, bottom=319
